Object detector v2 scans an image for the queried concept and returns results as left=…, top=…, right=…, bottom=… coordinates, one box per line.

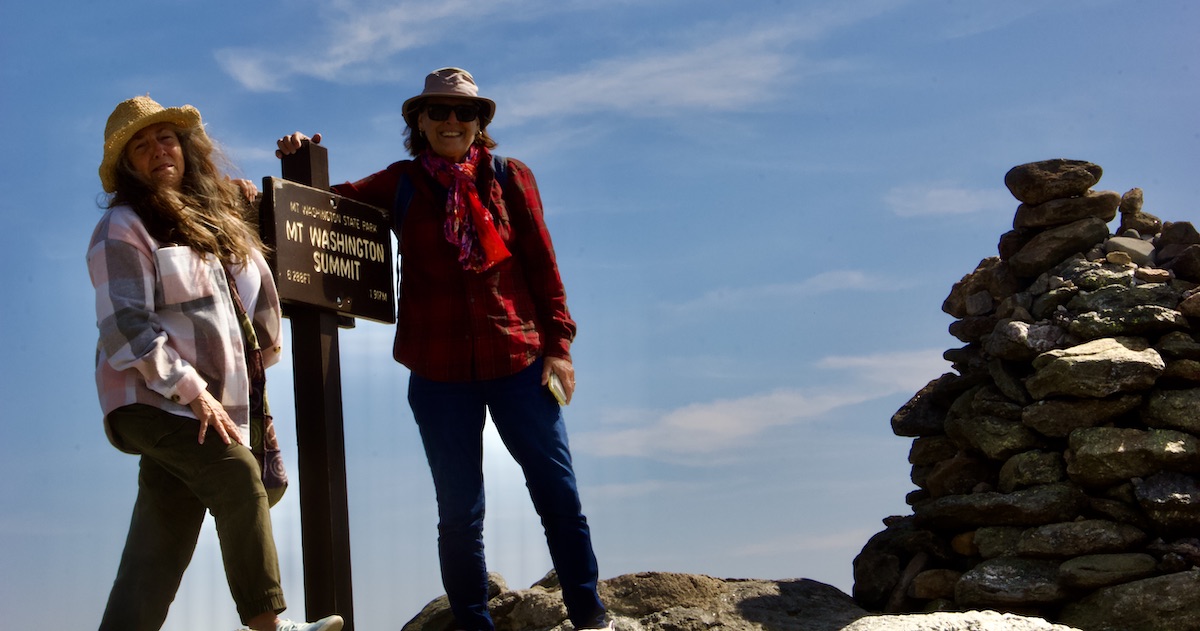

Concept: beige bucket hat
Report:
left=402, top=67, right=496, bottom=129
left=99, top=95, right=203, bottom=193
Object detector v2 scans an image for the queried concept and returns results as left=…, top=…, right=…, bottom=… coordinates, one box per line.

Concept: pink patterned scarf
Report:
left=421, top=146, right=511, bottom=272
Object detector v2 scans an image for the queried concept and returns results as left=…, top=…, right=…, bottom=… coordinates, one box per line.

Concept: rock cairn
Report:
left=852, top=159, right=1200, bottom=631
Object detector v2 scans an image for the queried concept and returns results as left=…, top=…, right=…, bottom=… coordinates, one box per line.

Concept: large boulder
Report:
left=1004, top=159, right=1103, bottom=206
left=1066, top=427, right=1200, bottom=487
left=402, top=571, right=1084, bottom=631
left=1058, top=570, right=1200, bottom=631
left=1013, top=190, right=1120, bottom=230
left=1008, top=217, right=1112, bottom=278
left=1025, top=337, right=1164, bottom=400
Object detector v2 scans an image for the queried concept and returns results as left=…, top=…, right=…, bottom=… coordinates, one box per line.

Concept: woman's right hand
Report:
left=275, top=132, right=322, bottom=158
left=188, top=390, right=244, bottom=445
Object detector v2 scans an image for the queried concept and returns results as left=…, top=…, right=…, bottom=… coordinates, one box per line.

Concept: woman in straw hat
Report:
left=276, top=67, right=612, bottom=631
left=89, top=95, right=343, bottom=631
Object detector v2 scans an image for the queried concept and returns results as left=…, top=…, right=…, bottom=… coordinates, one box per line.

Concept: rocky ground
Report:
left=399, top=571, right=1084, bottom=631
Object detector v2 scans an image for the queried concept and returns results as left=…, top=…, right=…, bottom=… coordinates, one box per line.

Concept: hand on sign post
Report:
left=228, top=177, right=259, bottom=202
left=276, top=132, right=322, bottom=158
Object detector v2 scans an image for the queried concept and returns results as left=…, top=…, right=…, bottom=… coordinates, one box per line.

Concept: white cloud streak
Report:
left=731, top=527, right=877, bottom=557
left=883, top=183, right=1012, bottom=217
left=215, top=0, right=901, bottom=120
left=664, top=270, right=900, bottom=313
left=581, top=348, right=946, bottom=461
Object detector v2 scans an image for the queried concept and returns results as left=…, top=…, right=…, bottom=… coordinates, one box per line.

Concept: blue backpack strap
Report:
left=491, top=153, right=508, bottom=189
left=392, top=168, right=415, bottom=237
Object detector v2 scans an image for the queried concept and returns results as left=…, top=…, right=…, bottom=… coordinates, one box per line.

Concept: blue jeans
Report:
left=409, top=359, right=606, bottom=631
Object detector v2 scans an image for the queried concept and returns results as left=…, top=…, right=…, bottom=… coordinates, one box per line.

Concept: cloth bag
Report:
left=224, top=267, right=288, bottom=507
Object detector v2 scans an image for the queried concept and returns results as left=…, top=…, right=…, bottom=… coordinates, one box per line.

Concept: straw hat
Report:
left=99, top=95, right=203, bottom=193
left=402, top=67, right=496, bottom=129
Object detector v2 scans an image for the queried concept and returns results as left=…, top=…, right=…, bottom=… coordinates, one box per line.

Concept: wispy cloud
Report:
left=216, top=0, right=900, bottom=118
left=663, top=270, right=901, bottom=313
left=935, top=2, right=1051, bottom=39
left=883, top=183, right=1011, bottom=217
left=580, top=348, right=946, bottom=461
left=497, top=35, right=847, bottom=124
left=731, top=527, right=877, bottom=557
left=216, top=0, right=515, bottom=92
left=815, top=349, right=949, bottom=393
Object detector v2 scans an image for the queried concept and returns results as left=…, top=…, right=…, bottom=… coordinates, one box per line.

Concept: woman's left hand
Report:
left=543, top=356, right=575, bottom=405
left=188, top=390, right=244, bottom=445
left=230, top=178, right=259, bottom=202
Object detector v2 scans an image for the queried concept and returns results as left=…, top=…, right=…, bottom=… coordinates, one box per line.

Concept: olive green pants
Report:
left=98, top=404, right=286, bottom=630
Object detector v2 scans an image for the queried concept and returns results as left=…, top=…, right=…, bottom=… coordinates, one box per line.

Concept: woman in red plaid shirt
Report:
left=277, top=68, right=611, bottom=631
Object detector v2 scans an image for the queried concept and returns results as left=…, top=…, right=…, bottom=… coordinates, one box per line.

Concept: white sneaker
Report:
left=579, top=621, right=615, bottom=630
left=275, top=615, right=344, bottom=631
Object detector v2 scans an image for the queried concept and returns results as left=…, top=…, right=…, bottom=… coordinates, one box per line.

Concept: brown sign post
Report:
left=258, top=140, right=394, bottom=631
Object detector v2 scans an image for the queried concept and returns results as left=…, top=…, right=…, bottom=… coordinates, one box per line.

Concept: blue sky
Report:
left=2, top=1, right=1198, bottom=629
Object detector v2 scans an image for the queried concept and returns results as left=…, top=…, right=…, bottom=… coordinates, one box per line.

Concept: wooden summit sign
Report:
left=260, top=177, right=395, bottom=324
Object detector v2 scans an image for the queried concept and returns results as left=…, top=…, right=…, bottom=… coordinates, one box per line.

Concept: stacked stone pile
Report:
left=852, top=159, right=1200, bottom=631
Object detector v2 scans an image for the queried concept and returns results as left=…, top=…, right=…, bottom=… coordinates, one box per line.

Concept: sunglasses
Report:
left=424, top=103, right=482, bottom=122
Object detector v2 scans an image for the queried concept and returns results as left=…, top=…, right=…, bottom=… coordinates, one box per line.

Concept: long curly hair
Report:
left=108, top=124, right=266, bottom=265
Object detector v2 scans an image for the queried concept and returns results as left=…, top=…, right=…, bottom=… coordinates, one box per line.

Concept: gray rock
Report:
left=1013, top=190, right=1120, bottom=230
left=1104, top=235, right=1155, bottom=266
left=948, top=314, right=1001, bottom=344
left=985, top=319, right=1068, bottom=361
left=913, top=483, right=1087, bottom=530
left=1066, top=427, right=1200, bottom=487
left=405, top=571, right=874, bottom=631
left=1044, top=256, right=1135, bottom=292
left=1157, top=221, right=1200, bottom=247
left=890, top=373, right=965, bottom=437
left=907, top=435, right=958, bottom=466
left=843, top=610, right=1082, bottom=631
left=1146, top=537, right=1200, bottom=567
left=907, top=569, right=960, bottom=600
left=853, top=517, right=953, bottom=611
left=1156, top=331, right=1200, bottom=360
left=1143, top=388, right=1200, bottom=433
left=999, top=451, right=1066, bottom=492
left=1162, top=359, right=1200, bottom=384
left=1021, top=394, right=1142, bottom=438
left=943, top=257, right=1020, bottom=319
left=925, top=452, right=997, bottom=498
left=1165, top=243, right=1200, bottom=282
left=1066, top=282, right=1181, bottom=312
left=1025, top=337, right=1164, bottom=400
left=1181, top=290, right=1200, bottom=318
left=1133, top=472, right=1200, bottom=534
left=1008, top=217, right=1112, bottom=278
left=403, top=571, right=508, bottom=631
left=1068, top=305, right=1189, bottom=339
left=945, top=413, right=1044, bottom=461
left=1058, top=570, right=1200, bottom=631
left=1016, top=519, right=1146, bottom=557
left=1058, top=553, right=1158, bottom=590
left=999, top=228, right=1036, bottom=261
left=1004, top=159, right=1103, bottom=206
left=974, top=526, right=1024, bottom=559
left=988, top=358, right=1032, bottom=405
left=954, top=557, right=1067, bottom=607
left=1118, top=187, right=1144, bottom=215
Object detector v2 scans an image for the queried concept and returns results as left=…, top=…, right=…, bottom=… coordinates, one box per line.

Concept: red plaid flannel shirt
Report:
left=333, top=153, right=575, bottom=381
